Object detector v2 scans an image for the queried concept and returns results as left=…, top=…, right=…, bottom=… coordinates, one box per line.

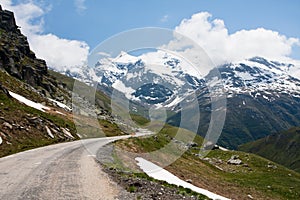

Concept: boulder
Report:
left=186, top=141, right=198, bottom=148
left=3, top=122, right=13, bottom=130
left=227, top=155, right=243, bottom=165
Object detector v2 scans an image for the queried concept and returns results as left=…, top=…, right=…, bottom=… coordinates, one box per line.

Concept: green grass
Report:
left=104, top=148, right=210, bottom=200
left=99, top=119, right=125, bottom=137
left=239, top=127, right=300, bottom=173
left=48, top=70, right=112, bottom=112
left=130, top=113, right=150, bottom=126
left=0, top=89, right=77, bottom=157
left=127, top=185, right=136, bottom=193
left=0, top=70, right=45, bottom=103
left=205, top=150, right=300, bottom=199
left=113, top=122, right=300, bottom=200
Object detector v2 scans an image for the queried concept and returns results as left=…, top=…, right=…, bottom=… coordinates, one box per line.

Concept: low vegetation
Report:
left=239, top=126, right=300, bottom=173
left=113, top=122, right=300, bottom=200
left=0, top=89, right=77, bottom=157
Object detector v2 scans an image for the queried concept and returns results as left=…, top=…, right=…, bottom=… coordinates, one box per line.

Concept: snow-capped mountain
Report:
left=62, top=52, right=300, bottom=104
left=58, top=52, right=300, bottom=149
left=62, top=50, right=205, bottom=108
left=215, top=57, right=300, bottom=99
left=169, top=56, right=300, bottom=149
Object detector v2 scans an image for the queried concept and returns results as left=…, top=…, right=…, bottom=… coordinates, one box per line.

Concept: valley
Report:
left=1, top=3, right=300, bottom=200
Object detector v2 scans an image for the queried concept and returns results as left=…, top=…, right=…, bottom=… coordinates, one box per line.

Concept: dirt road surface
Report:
left=0, top=136, right=132, bottom=200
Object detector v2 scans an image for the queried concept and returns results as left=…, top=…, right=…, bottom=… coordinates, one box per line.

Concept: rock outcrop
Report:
left=0, top=5, right=18, bottom=32
left=0, top=5, right=60, bottom=96
left=227, top=155, right=243, bottom=165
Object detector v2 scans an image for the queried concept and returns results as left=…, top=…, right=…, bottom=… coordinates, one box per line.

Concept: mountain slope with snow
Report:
left=57, top=51, right=300, bottom=149
left=61, top=50, right=205, bottom=109
left=169, top=56, right=300, bottom=149
left=218, top=57, right=300, bottom=99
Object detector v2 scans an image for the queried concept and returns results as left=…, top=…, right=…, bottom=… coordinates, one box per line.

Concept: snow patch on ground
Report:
left=135, top=157, right=230, bottom=200
left=9, top=91, right=50, bottom=112
left=218, top=146, right=229, bottom=151
left=0, top=136, right=2, bottom=145
left=165, top=96, right=183, bottom=108
left=49, top=99, right=72, bottom=111
left=112, top=80, right=138, bottom=101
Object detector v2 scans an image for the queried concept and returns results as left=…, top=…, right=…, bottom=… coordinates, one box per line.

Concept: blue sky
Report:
left=2, top=0, right=300, bottom=70
left=42, top=0, right=300, bottom=49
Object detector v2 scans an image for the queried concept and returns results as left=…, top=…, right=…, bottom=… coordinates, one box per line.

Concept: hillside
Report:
left=58, top=46, right=300, bottom=149
left=169, top=57, right=300, bottom=149
left=0, top=6, right=128, bottom=157
left=239, top=127, right=300, bottom=173
left=0, top=6, right=79, bottom=155
left=105, top=124, right=300, bottom=200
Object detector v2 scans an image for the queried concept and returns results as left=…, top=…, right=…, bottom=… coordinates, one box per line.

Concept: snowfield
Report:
left=8, top=91, right=71, bottom=114
left=8, top=91, right=50, bottom=112
left=135, top=157, right=230, bottom=200
left=48, top=98, right=72, bottom=111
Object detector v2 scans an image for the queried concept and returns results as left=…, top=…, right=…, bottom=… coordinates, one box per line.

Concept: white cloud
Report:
left=160, top=14, right=169, bottom=23
left=74, top=0, right=87, bottom=14
left=31, top=34, right=89, bottom=70
left=1, top=1, right=45, bottom=34
left=169, top=12, right=300, bottom=75
left=1, top=1, right=89, bottom=71
left=97, top=51, right=111, bottom=57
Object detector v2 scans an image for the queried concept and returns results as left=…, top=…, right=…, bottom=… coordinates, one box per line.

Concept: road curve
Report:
left=0, top=135, right=132, bottom=200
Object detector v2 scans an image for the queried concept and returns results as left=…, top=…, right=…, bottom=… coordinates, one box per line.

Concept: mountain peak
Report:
left=112, top=51, right=140, bottom=64
left=214, top=57, right=300, bottom=99
left=0, top=6, right=18, bottom=32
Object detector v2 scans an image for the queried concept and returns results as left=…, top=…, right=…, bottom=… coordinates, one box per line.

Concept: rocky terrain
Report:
left=97, top=144, right=211, bottom=200
left=112, top=126, right=300, bottom=200
left=0, top=6, right=125, bottom=156
left=57, top=45, right=300, bottom=149
left=0, top=6, right=78, bottom=155
left=0, top=5, right=69, bottom=100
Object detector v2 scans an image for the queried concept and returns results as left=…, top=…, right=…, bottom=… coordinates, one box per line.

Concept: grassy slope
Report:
left=48, top=70, right=112, bottom=112
left=114, top=123, right=300, bottom=200
left=0, top=70, right=45, bottom=103
left=239, top=127, right=300, bottom=173
left=0, top=70, right=128, bottom=157
left=0, top=87, right=77, bottom=157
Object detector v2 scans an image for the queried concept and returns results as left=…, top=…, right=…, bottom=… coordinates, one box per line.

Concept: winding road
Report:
left=0, top=130, right=152, bottom=200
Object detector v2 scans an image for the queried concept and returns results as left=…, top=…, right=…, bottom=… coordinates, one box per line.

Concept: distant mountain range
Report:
left=204, top=57, right=300, bottom=148
left=58, top=50, right=300, bottom=149
left=62, top=50, right=205, bottom=109
left=1, top=7, right=300, bottom=199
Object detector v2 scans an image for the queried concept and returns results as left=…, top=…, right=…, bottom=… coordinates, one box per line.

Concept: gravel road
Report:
left=0, top=136, right=131, bottom=200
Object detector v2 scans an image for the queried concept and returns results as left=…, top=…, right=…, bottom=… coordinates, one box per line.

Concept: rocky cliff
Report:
left=0, top=5, right=78, bottom=156
left=0, top=5, right=63, bottom=98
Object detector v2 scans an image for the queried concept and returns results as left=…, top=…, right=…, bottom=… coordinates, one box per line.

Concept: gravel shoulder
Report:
left=97, top=143, right=210, bottom=200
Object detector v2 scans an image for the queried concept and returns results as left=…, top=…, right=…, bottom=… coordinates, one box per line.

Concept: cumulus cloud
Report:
left=31, top=34, right=89, bottom=70
left=1, top=1, right=89, bottom=71
left=169, top=12, right=300, bottom=74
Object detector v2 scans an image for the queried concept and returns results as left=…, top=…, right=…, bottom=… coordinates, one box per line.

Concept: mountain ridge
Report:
left=56, top=50, right=300, bottom=149
left=239, top=126, right=300, bottom=172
